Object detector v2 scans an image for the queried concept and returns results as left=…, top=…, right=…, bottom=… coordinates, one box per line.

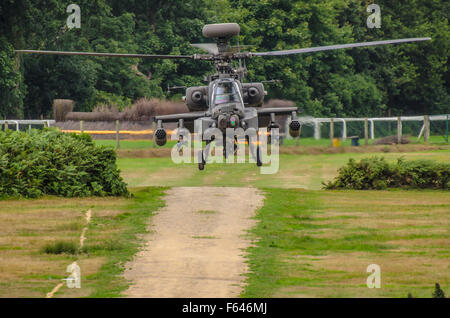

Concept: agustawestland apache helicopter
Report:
left=16, top=23, right=430, bottom=170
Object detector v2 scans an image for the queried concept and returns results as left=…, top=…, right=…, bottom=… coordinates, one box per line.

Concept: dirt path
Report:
left=123, top=187, right=264, bottom=298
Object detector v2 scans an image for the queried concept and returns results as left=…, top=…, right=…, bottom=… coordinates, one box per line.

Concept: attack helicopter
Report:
left=15, top=23, right=430, bottom=170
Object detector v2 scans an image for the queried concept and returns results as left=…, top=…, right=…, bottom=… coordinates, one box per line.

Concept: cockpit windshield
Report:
left=213, top=81, right=241, bottom=106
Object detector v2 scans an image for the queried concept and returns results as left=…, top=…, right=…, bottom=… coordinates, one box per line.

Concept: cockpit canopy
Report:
left=211, top=79, right=243, bottom=108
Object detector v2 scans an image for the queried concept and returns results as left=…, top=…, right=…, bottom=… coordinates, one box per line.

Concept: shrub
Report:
left=323, top=156, right=449, bottom=190
left=53, top=99, right=74, bottom=122
left=373, top=135, right=411, bottom=145
left=0, top=128, right=129, bottom=198
left=64, top=98, right=189, bottom=122
left=42, top=241, right=77, bottom=255
left=432, top=283, right=446, bottom=298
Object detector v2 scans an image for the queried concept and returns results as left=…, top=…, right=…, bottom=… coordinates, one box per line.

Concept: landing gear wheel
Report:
left=198, top=150, right=206, bottom=171
left=256, top=145, right=262, bottom=167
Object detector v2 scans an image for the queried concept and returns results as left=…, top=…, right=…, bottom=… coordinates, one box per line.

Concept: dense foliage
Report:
left=323, top=156, right=450, bottom=190
left=0, top=128, right=129, bottom=198
left=0, top=0, right=448, bottom=118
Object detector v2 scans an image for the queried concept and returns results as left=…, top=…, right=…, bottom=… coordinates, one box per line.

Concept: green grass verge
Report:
left=94, top=135, right=449, bottom=150
left=116, top=149, right=450, bottom=190
left=84, top=187, right=167, bottom=297
left=282, top=136, right=449, bottom=147
left=242, top=188, right=449, bottom=298
left=95, top=139, right=177, bottom=149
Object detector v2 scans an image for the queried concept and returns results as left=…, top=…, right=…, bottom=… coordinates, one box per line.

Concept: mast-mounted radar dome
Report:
left=202, top=23, right=240, bottom=38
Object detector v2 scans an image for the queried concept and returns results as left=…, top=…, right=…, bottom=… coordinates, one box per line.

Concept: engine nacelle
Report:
left=289, top=120, right=301, bottom=138
left=242, top=83, right=264, bottom=107
left=185, top=86, right=208, bottom=111
left=154, top=128, right=167, bottom=146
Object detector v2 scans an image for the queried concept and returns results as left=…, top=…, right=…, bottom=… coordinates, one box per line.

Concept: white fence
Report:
left=0, top=120, right=55, bottom=131
left=1, top=115, right=449, bottom=143
left=293, top=114, right=449, bottom=141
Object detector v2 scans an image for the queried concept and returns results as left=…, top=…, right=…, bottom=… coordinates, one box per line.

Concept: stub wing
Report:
left=256, top=107, right=299, bottom=116
left=154, top=111, right=208, bottom=123
left=256, top=107, right=300, bottom=128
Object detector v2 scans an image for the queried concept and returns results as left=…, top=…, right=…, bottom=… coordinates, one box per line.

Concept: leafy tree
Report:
left=0, top=0, right=447, bottom=118
left=0, top=37, right=24, bottom=117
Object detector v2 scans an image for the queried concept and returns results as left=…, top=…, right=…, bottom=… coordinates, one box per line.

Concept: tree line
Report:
left=0, top=0, right=448, bottom=119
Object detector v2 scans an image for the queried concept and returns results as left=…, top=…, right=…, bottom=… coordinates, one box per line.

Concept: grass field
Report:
left=0, top=188, right=166, bottom=297
left=116, top=149, right=450, bottom=189
left=242, top=188, right=449, bottom=298
left=95, top=135, right=449, bottom=150
left=0, top=138, right=448, bottom=298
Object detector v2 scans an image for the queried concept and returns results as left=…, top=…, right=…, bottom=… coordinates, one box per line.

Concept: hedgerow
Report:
left=323, top=156, right=449, bottom=190
left=0, top=128, right=129, bottom=198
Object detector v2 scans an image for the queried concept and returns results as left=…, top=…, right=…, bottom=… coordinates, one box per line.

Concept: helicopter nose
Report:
left=218, top=114, right=240, bottom=129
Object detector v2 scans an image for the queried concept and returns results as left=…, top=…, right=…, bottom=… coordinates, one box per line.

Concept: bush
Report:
left=373, top=135, right=411, bottom=145
left=323, top=156, right=449, bottom=190
left=432, top=283, right=446, bottom=298
left=65, top=98, right=189, bottom=122
left=0, top=128, right=129, bottom=198
left=42, top=241, right=77, bottom=255
left=53, top=99, right=74, bottom=122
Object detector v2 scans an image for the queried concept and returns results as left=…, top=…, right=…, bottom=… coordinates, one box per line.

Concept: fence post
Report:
left=152, top=121, right=156, bottom=148
left=370, top=119, right=375, bottom=140
left=115, top=120, right=120, bottom=149
left=342, top=119, right=347, bottom=139
left=80, top=120, right=84, bottom=134
left=364, top=118, right=369, bottom=145
left=424, top=115, right=430, bottom=143
left=314, top=120, right=320, bottom=140
left=397, top=117, right=402, bottom=144
left=329, top=118, right=334, bottom=147
left=446, top=114, right=449, bottom=142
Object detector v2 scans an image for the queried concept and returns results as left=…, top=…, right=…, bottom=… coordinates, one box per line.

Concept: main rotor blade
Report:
left=14, top=50, right=193, bottom=59
left=252, top=37, right=431, bottom=56
left=190, top=43, right=219, bottom=55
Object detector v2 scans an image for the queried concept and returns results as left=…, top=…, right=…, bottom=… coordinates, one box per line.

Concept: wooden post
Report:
left=152, top=121, right=156, bottom=148
left=80, top=120, right=84, bottom=134
left=115, top=120, right=120, bottom=149
left=424, top=115, right=430, bottom=143
left=364, top=118, right=369, bottom=146
left=329, top=118, right=334, bottom=147
left=388, top=108, right=392, bottom=134
left=397, top=117, right=402, bottom=144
